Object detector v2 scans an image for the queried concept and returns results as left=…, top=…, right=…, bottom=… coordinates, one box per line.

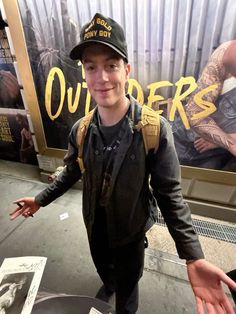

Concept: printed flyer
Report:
left=0, top=256, right=47, bottom=314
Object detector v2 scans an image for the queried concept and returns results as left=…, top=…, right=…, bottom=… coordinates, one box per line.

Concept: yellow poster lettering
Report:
left=0, top=134, right=14, bottom=142
left=0, top=116, right=14, bottom=142
left=127, top=79, right=144, bottom=105
left=1, top=127, right=11, bottom=135
left=0, top=116, right=8, bottom=122
left=191, top=84, right=218, bottom=120
left=67, top=83, right=82, bottom=113
left=0, top=122, right=8, bottom=127
left=45, top=67, right=66, bottom=121
left=147, top=81, right=173, bottom=113
left=170, top=77, right=197, bottom=129
left=44, top=66, right=218, bottom=130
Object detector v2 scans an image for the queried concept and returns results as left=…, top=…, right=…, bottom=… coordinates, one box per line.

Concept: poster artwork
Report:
left=15, top=0, right=236, bottom=172
left=0, top=256, right=47, bottom=314
left=0, top=28, right=24, bottom=110
left=172, top=40, right=236, bottom=172
left=0, top=109, right=37, bottom=164
left=0, top=64, right=24, bottom=110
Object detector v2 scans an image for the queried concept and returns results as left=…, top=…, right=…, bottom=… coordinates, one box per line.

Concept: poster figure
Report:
left=0, top=110, right=37, bottom=164
left=173, top=40, right=236, bottom=172
left=0, top=273, right=32, bottom=314
left=0, top=257, right=47, bottom=314
left=15, top=113, right=37, bottom=164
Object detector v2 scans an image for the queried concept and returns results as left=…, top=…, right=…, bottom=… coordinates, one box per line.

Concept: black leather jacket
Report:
left=35, top=95, right=204, bottom=260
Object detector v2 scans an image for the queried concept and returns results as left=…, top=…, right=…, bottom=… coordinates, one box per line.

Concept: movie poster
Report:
left=0, top=109, right=37, bottom=164
left=0, top=24, right=37, bottom=164
left=12, top=0, right=236, bottom=172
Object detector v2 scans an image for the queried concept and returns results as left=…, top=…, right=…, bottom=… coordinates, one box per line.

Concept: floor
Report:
left=0, top=159, right=235, bottom=313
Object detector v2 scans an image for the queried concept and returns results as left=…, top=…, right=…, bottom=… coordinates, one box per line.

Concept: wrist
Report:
left=186, top=258, right=204, bottom=265
left=186, top=259, right=195, bottom=265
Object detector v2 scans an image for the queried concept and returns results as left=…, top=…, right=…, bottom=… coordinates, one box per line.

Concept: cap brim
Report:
left=69, top=40, right=127, bottom=62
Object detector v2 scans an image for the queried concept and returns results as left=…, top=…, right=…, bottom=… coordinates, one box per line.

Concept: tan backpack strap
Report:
left=76, top=108, right=95, bottom=173
left=135, top=105, right=160, bottom=154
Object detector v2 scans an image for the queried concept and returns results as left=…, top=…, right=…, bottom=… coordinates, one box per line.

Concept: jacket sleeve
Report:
left=35, top=121, right=82, bottom=207
left=149, top=116, right=204, bottom=261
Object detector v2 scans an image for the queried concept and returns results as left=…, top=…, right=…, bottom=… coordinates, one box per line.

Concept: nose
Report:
left=99, top=68, right=109, bottom=82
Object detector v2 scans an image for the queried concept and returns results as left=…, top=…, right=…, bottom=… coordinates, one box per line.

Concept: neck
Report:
left=98, top=97, right=129, bottom=126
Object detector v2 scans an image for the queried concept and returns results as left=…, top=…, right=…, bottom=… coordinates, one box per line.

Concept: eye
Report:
left=105, top=63, right=119, bottom=72
left=110, top=63, right=119, bottom=69
left=84, top=64, right=95, bottom=72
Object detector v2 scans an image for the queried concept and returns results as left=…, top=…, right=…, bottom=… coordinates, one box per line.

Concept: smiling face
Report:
left=82, top=44, right=130, bottom=110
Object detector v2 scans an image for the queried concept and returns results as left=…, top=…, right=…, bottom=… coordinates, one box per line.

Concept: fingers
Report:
left=10, top=202, right=24, bottom=218
left=10, top=208, right=20, bottom=216
left=196, top=296, right=205, bottom=314
left=194, top=138, right=218, bottom=152
left=10, top=209, right=34, bottom=220
left=198, top=299, right=234, bottom=314
left=21, top=207, right=34, bottom=218
left=10, top=209, right=23, bottom=220
left=220, top=294, right=236, bottom=314
left=10, top=201, right=34, bottom=220
left=194, top=141, right=209, bottom=152
left=205, top=302, right=215, bottom=314
left=215, top=303, right=226, bottom=314
left=194, top=139, right=207, bottom=153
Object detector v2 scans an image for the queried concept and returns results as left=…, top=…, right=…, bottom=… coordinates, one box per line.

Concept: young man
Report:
left=10, top=13, right=236, bottom=314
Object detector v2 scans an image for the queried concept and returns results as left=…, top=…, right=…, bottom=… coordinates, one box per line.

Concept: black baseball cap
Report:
left=70, top=13, right=128, bottom=62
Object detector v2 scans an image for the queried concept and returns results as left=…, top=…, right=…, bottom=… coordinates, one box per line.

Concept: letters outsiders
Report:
left=45, top=66, right=218, bottom=129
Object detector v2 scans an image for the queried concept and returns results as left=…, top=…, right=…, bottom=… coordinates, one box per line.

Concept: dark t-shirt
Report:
left=93, top=113, right=127, bottom=237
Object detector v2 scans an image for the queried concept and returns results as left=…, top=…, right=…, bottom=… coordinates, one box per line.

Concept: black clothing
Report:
left=35, top=95, right=203, bottom=260
left=226, top=269, right=236, bottom=304
left=35, top=95, right=204, bottom=313
left=90, top=219, right=144, bottom=313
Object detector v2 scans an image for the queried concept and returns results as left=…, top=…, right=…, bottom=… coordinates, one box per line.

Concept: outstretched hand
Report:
left=194, top=138, right=218, bottom=153
left=10, top=197, right=40, bottom=220
left=187, top=259, right=236, bottom=313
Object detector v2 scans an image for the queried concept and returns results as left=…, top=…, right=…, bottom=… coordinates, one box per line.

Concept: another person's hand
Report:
left=10, top=197, right=40, bottom=220
left=187, top=259, right=236, bottom=313
left=227, top=134, right=236, bottom=156
left=194, top=138, right=218, bottom=153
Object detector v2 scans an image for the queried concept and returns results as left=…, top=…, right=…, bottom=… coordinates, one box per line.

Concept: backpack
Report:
left=76, top=105, right=160, bottom=173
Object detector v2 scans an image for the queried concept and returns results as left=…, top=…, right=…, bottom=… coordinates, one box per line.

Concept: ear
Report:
left=125, top=63, right=131, bottom=80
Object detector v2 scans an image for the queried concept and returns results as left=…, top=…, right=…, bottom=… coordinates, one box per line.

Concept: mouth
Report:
left=95, top=87, right=114, bottom=93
